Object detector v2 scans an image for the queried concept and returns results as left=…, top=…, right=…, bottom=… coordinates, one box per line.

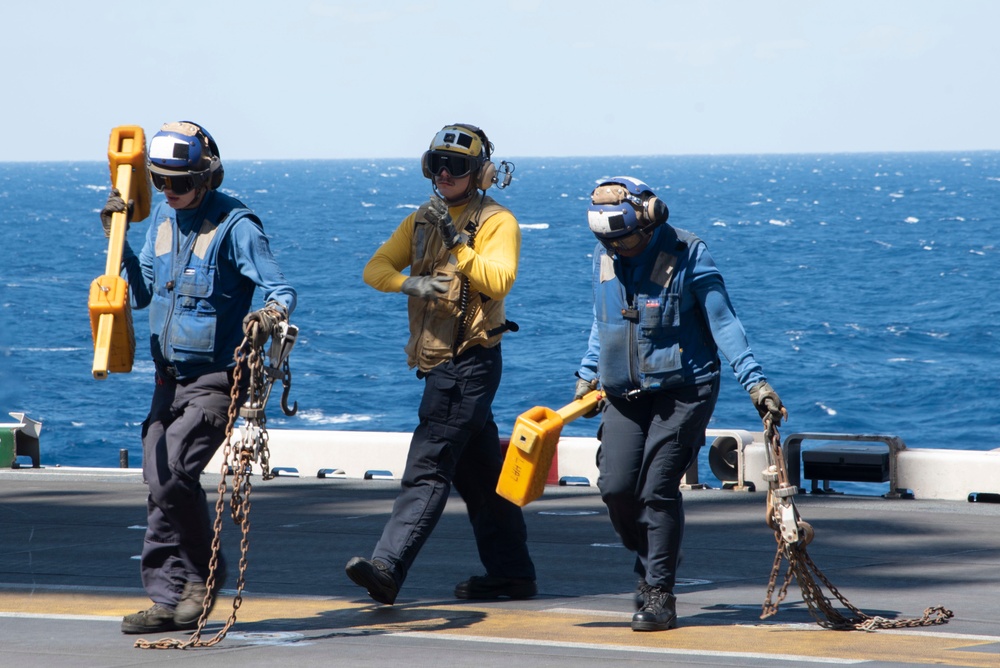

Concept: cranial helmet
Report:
left=421, top=123, right=497, bottom=192
left=147, top=121, right=224, bottom=194
left=587, top=176, right=669, bottom=253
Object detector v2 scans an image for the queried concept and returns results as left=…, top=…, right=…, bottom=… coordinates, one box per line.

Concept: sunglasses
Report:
left=427, top=152, right=476, bottom=178
left=150, top=171, right=207, bottom=195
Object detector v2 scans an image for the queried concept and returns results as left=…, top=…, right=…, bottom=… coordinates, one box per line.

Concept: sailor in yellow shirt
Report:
left=346, top=124, right=536, bottom=605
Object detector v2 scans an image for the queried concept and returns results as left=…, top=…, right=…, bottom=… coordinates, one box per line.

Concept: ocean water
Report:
left=1, top=153, right=998, bottom=491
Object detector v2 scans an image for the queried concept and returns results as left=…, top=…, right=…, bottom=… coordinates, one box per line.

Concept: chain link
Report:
left=135, top=319, right=289, bottom=650
left=759, top=420, right=954, bottom=630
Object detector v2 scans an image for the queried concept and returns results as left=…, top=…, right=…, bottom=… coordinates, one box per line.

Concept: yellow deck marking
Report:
left=1, top=590, right=996, bottom=667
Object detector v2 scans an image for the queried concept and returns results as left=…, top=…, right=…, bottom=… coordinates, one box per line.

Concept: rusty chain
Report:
left=760, top=418, right=954, bottom=630
left=135, top=318, right=296, bottom=650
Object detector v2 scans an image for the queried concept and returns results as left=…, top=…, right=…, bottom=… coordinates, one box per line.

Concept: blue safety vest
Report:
left=593, top=225, right=719, bottom=397
left=147, top=192, right=261, bottom=379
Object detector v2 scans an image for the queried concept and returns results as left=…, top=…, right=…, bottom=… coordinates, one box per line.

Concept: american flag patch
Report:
left=645, top=299, right=660, bottom=308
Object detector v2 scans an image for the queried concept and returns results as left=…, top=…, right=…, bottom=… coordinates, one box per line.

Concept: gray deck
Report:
left=1, top=468, right=998, bottom=667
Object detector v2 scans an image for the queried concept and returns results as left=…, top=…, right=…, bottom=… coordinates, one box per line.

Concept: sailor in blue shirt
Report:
left=101, top=121, right=296, bottom=635
left=574, top=177, right=785, bottom=632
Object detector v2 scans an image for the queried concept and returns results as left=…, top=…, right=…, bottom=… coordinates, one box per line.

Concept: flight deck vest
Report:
left=147, top=192, right=261, bottom=379
left=594, top=225, right=718, bottom=397
left=405, top=193, right=510, bottom=372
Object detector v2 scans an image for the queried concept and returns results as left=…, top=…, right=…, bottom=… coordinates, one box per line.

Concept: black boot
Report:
left=631, top=586, right=677, bottom=631
left=345, top=557, right=399, bottom=605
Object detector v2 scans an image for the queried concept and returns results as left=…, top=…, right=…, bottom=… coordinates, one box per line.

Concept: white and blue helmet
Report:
left=147, top=121, right=224, bottom=194
left=587, top=176, right=669, bottom=252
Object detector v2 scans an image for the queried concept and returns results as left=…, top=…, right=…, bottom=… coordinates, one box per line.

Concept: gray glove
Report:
left=749, top=381, right=787, bottom=426
left=100, top=188, right=133, bottom=237
left=401, top=275, right=451, bottom=300
left=574, top=376, right=602, bottom=419
left=426, top=196, right=462, bottom=249
left=242, top=302, right=287, bottom=348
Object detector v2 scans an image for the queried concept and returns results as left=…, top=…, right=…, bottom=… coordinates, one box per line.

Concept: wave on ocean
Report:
left=290, top=409, right=378, bottom=427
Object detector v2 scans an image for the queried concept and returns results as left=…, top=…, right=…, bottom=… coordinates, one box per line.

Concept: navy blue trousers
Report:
left=597, top=378, right=719, bottom=592
left=372, top=344, right=536, bottom=587
left=139, top=369, right=231, bottom=607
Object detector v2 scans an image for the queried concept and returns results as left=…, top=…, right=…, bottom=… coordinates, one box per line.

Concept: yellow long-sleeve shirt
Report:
left=363, top=201, right=520, bottom=300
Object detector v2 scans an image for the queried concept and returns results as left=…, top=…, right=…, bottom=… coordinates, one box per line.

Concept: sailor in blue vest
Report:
left=574, top=176, right=786, bottom=632
left=100, top=121, right=296, bottom=634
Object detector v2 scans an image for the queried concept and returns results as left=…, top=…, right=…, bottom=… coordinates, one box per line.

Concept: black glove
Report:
left=426, top=196, right=463, bottom=249
left=749, top=381, right=787, bottom=426
left=574, top=377, right=603, bottom=419
left=101, top=188, right=133, bottom=237
left=242, top=303, right=287, bottom=348
left=401, top=275, right=450, bottom=300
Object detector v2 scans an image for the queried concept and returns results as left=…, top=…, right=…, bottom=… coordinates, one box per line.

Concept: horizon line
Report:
left=2, top=147, right=999, bottom=164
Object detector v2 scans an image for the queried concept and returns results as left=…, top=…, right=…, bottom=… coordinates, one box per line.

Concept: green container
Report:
left=0, top=428, right=15, bottom=468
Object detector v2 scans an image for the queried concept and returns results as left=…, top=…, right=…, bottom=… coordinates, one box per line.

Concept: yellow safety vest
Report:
left=405, top=193, right=511, bottom=372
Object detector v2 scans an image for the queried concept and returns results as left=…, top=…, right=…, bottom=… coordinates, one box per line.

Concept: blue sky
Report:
left=5, top=0, right=999, bottom=161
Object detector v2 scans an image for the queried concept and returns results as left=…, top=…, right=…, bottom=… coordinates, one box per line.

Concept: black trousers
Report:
left=371, top=344, right=536, bottom=587
left=139, top=369, right=232, bottom=607
left=597, top=378, right=719, bottom=591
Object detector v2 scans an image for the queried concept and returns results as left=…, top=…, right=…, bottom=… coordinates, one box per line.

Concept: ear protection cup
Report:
left=208, top=156, right=224, bottom=190
left=477, top=161, right=497, bottom=190
left=641, top=195, right=669, bottom=226
left=208, top=157, right=224, bottom=190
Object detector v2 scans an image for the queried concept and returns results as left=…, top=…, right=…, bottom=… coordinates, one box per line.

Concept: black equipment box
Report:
left=802, top=444, right=890, bottom=483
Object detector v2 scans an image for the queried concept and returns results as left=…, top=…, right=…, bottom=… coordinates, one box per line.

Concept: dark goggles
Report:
left=150, top=170, right=207, bottom=195
left=598, top=229, right=650, bottom=254
left=427, top=151, right=476, bottom=178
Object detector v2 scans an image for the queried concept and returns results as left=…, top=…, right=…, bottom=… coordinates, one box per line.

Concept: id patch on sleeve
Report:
left=600, top=253, right=616, bottom=282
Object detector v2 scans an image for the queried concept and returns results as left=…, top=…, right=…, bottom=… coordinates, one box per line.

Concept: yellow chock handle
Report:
left=104, top=126, right=151, bottom=274
left=556, top=389, right=602, bottom=422
left=90, top=126, right=151, bottom=379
